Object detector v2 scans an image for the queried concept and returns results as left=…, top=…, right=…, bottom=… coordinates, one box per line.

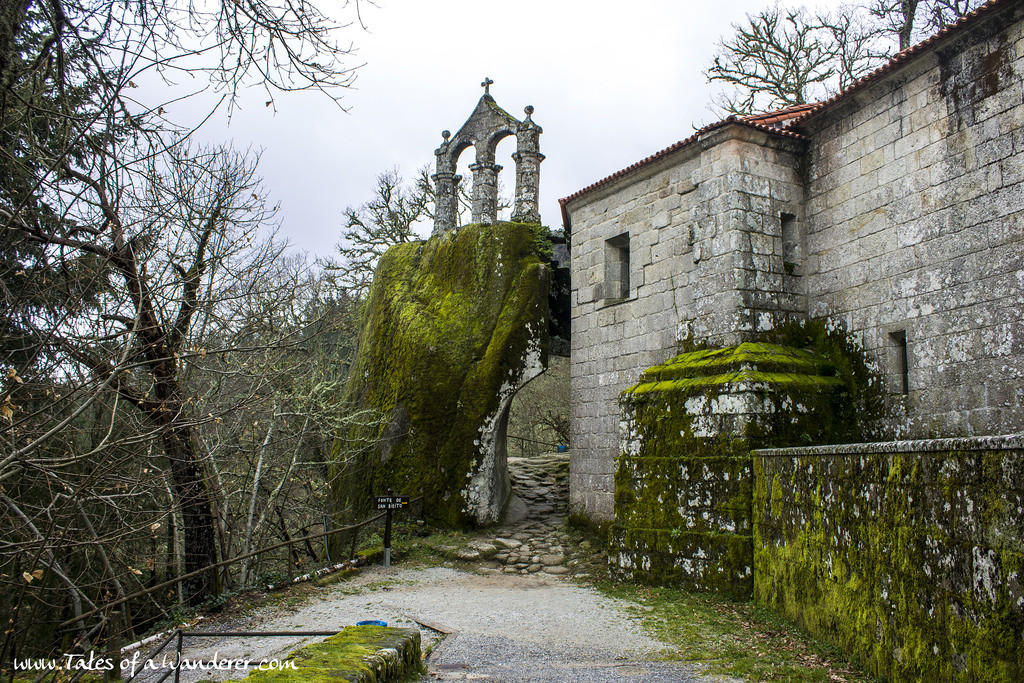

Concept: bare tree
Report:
left=707, top=1, right=985, bottom=116
left=867, top=0, right=984, bottom=49
left=0, top=0, right=373, bottom=666
left=327, top=169, right=430, bottom=297
left=869, top=0, right=922, bottom=50
left=4, top=144, right=276, bottom=602
left=817, top=6, right=891, bottom=89
left=708, top=6, right=839, bottom=115
left=0, top=143, right=374, bottom=664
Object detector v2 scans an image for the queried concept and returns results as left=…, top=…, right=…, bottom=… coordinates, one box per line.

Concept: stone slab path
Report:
left=440, top=453, right=604, bottom=580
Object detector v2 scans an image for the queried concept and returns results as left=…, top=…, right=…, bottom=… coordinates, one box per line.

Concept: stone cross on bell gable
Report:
left=431, top=80, right=544, bottom=235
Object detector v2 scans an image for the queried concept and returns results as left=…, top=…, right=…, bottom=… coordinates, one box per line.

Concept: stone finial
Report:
left=524, top=105, right=534, bottom=119
left=442, top=130, right=450, bottom=141
left=481, top=77, right=494, bottom=95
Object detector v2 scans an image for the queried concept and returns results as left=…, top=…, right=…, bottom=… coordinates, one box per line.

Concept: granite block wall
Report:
left=567, top=130, right=806, bottom=521
left=565, top=0, right=1024, bottom=523
left=754, top=436, right=1024, bottom=681
left=801, top=1, right=1024, bottom=438
left=568, top=150, right=702, bottom=520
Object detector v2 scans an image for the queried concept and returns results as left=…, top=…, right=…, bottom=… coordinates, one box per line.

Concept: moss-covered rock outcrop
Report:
left=329, top=222, right=551, bottom=530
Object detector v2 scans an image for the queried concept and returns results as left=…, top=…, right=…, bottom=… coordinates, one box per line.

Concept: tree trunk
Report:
left=899, top=0, right=920, bottom=50
left=162, top=426, right=220, bottom=604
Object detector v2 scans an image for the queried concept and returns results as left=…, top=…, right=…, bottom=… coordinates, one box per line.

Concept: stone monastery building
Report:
left=560, top=0, right=1024, bottom=521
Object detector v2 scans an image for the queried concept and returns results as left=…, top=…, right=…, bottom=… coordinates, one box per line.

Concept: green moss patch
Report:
left=630, top=342, right=839, bottom=384
left=754, top=448, right=1024, bottom=681
left=329, top=223, right=552, bottom=531
left=244, top=625, right=423, bottom=683
left=612, top=322, right=877, bottom=597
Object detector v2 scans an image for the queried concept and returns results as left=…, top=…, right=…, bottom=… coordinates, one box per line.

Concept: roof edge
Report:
left=788, top=0, right=1012, bottom=128
left=559, top=118, right=806, bottom=231
left=559, top=0, right=1016, bottom=233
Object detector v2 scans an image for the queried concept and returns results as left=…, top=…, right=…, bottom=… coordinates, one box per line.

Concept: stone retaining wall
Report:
left=611, top=341, right=855, bottom=598
left=244, top=625, right=423, bottom=683
left=753, top=435, right=1024, bottom=681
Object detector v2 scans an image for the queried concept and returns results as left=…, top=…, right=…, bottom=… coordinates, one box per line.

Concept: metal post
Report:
left=174, top=630, right=183, bottom=683
left=383, top=488, right=394, bottom=567
left=383, top=509, right=393, bottom=567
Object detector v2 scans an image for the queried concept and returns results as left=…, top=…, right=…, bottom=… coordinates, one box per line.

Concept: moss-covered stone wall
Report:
left=244, top=625, right=423, bottom=682
left=613, top=341, right=852, bottom=598
left=754, top=437, right=1024, bottom=681
left=329, top=222, right=551, bottom=530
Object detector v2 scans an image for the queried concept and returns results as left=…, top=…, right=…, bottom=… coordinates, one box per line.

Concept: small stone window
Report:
left=890, top=330, right=910, bottom=395
left=604, top=233, right=630, bottom=302
left=780, top=212, right=801, bottom=276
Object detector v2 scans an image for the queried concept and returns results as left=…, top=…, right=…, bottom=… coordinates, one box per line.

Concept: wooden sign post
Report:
left=374, top=490, right=409, bottom=567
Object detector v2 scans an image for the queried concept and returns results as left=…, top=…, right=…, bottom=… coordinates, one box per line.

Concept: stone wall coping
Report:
left=753, top=433, right=1024, bottom=457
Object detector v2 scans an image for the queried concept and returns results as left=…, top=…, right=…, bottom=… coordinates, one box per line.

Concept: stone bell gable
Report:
left=432, top=79, right=544, bottom=234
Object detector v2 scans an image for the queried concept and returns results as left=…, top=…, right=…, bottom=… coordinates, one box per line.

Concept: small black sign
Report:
left=375, top=495, right=410, bottom=510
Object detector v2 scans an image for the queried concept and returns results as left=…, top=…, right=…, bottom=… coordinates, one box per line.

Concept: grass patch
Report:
left=388, top=523, right=467, bottom=566
left=600, top=583, right=879, bottom=682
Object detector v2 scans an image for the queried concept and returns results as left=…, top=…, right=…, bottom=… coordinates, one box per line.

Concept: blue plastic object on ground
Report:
left=356, top=620, right=388, bottom=627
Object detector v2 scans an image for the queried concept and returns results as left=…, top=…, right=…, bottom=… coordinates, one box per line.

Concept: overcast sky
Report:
left=181, top=0, right=846, bottom=258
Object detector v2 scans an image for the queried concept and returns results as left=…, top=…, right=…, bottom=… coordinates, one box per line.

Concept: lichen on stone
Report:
left=611, top=321, right=879, bottom=598
left=328, top=222, right=553, bottom=531
left=753, top=446, right=1024, bottom=680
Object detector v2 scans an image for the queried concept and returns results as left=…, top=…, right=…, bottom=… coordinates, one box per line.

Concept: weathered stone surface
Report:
left=542, top=566, right=570, bottom=575
left=468, top=540, right=498, bottom=556
left=563, top=1, right=1024, bottom=527
left=329, top=223, right=552, bottom=529
left=754, top=437, right=1024, bottom=682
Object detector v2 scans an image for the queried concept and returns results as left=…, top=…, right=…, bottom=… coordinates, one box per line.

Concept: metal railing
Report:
left=35, top=497, right=423, bottom=683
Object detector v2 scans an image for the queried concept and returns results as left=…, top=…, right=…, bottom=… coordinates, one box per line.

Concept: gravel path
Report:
left=129, top=453, right=731, bottom=682
left=140, top=565, right=714, bottom=682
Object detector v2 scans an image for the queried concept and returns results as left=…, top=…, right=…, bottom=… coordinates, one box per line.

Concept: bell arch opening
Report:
left=431, top=81, right=543, bottom=235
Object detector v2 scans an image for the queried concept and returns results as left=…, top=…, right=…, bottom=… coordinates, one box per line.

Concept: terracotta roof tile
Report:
left=740, top=102, right=819, bottom=128
left=787, top=0, right=1011, bottom=127
left=558, top=0, right=1014, bottom=232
